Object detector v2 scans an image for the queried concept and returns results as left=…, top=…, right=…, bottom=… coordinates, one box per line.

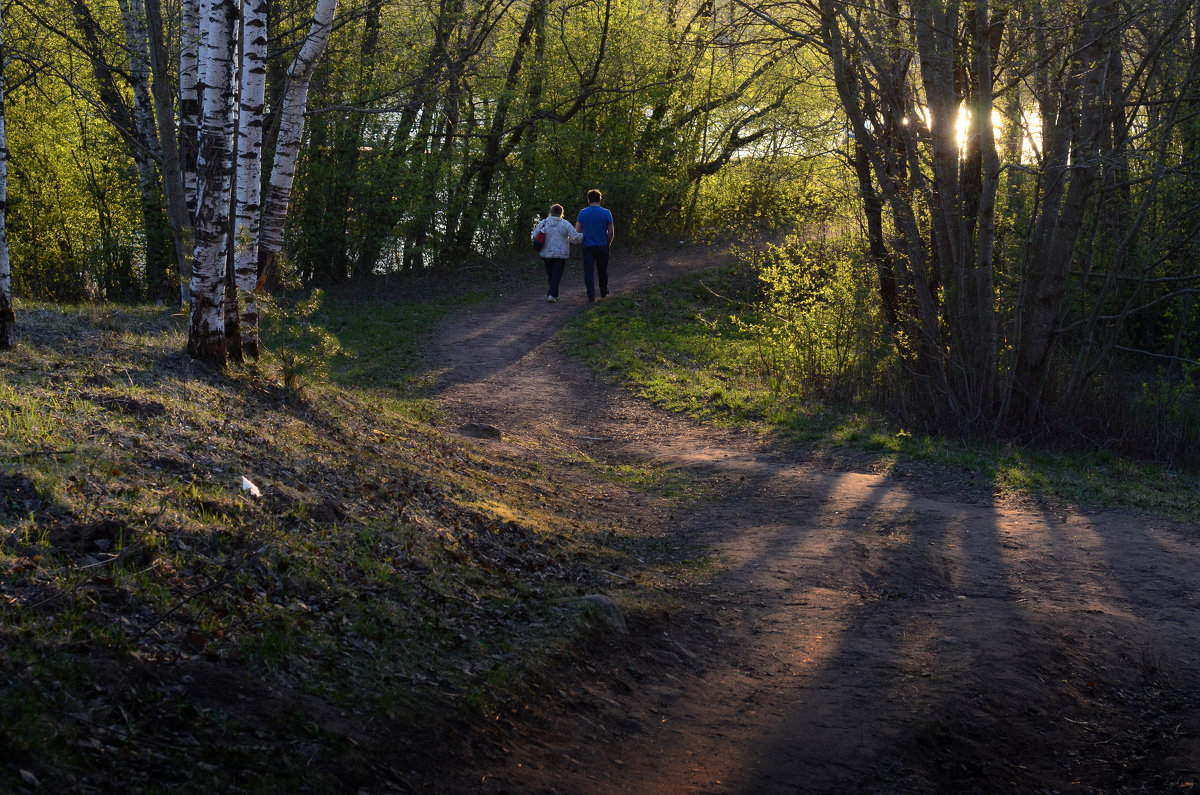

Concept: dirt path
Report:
left=430, top=247, right=1200, bottom=794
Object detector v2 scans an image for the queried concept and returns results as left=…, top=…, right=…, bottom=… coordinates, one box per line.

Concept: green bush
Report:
left=736, top=234, right=895, bottom=407
left=259, top=291, right=346, bottom=392
left=691, top=158, right=828, bottom=239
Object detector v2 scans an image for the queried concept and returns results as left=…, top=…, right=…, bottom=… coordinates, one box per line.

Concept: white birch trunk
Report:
left=187, top=0, right=237, bottom=362
left=221, top=25, right=241, bottom=357
left=180, top=0, right=203, bottom=231
left=234, top=0, right=268, bottom=358
left=259, top=0, right=338, bottom=280
left=118, top=0, right=159, bottom=161
left=0, top=5, right=12, bottom=349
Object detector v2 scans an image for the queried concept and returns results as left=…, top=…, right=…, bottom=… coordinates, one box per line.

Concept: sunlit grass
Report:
left=590, top=458, right=706, bottom=500
left=568, top=271, right=831, bottom=438
left=283, top=284, right=489, bottom=391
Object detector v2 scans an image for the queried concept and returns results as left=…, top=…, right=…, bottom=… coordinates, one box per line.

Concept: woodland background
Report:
left=1, top=2, right=1199, bottom=789
left=0, top=0, right=1198, bottom=463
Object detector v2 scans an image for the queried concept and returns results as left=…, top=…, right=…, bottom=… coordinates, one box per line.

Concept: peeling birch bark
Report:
left=187, top=0, right=237, bottom=362
left=234, top=0, right=268, bottom=359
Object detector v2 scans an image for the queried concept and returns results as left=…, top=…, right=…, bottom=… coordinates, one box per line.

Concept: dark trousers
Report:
left=582, top=245, right=610, bottom=300
left=543, top=257, right=566, bottom=298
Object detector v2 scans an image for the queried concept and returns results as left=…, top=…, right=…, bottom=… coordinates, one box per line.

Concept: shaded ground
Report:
left=430, top=244, right=1200, bottom=793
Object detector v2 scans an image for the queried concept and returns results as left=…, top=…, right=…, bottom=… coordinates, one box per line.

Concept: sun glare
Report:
left=943, top=104, right=1041, bottom=163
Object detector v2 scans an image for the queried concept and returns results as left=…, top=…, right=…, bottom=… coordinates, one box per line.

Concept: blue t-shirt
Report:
left=576, top=205, right=613, bottom=247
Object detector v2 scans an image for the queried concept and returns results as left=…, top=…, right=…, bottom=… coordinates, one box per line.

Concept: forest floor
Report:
left=429, top=244, right=1200, bottom=793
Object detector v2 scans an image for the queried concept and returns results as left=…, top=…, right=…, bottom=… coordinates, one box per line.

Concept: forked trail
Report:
left=432, top=245, right=1200, bottom=793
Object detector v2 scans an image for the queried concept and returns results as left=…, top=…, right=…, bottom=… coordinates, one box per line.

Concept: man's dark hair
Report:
left=586, top=189, right=602, bottom=204
left=550, top=204, right=564, bottom=216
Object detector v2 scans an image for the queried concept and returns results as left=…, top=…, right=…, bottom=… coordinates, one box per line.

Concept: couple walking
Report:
left=532, top=189, right=615, bottom=303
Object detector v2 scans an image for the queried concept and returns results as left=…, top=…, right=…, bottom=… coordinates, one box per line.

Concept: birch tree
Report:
left=258, top=0, right=338, bottom=286
left=180, top=0, right=203, bottom=223
left=233, top=0, right=268, bottom=360
left=187, top=0, right=237, bottom=362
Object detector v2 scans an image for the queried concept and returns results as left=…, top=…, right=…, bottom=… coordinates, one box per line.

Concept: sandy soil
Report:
left=430, top=245, right=1200, bottom=794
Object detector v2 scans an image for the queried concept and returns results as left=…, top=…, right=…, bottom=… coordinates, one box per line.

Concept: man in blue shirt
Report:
left=574, top=189, right=615, bottom=302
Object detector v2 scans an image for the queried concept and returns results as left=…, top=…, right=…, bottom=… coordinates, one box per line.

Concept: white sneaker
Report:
left=547, top=295, right=557, bottom=303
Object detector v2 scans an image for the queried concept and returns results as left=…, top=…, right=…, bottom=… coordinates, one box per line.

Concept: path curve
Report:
left=431, top=246, right=1200, bottom=794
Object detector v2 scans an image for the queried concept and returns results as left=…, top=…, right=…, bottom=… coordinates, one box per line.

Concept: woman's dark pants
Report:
left=543, top=257, right=566, bottom=298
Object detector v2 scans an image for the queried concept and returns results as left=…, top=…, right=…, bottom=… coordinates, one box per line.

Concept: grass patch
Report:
left=567, top=267, right=830, bottom=437
left=257, top=283, right=489, bottom=422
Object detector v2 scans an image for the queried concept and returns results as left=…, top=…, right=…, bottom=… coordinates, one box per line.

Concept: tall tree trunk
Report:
left=258, top=0, right=339, bottom=287
left=515, top=0, right=548, bottom=239
left=223, top=5, right=243, bottom=362
left=188, top=0, right=238, bottom=362
left=965, top=0, right=1000, bottom=423
left=1005, top=0, right=1115, bottom=428
left=409, top=26, right=465, bottom=271
left=145, top=0, right=195, bottom=306
left=68, top=0, right=167, bottom=302
left=339, top=5, right=382, bottom=280
left=117, top=0, right=174, bottom=300
left=814, top=0, right=1139, bottom=432
left=818, top=0, right=949, bottom=422
left=853, top=140, right=904, bottom=350
left=234, top=0, right=268, bottom=359
left=180, top=0, right=203, bottom=227
left=447, top=0, right=607, bottom=258
left=403, top=103, right=446, bottom=272
left=0, top=6, right=12, bottom=350
left=1061, top=0, right=1199, bottom=404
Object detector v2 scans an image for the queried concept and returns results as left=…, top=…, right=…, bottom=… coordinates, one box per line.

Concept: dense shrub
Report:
left=737, top=233, right=896, bottom=409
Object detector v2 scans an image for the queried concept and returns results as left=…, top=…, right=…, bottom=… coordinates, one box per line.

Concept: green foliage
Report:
left=1062, top=363, right=1200, bottom=470
left=567, top=262, right=837, bottom=437
left=5, top=15, right=145, bottom=302
left=258, top=291, right=346, bottom=392
left=736, top=234, right=894, bottom=407
left=285, top=0, right=814, bottom=278
left=2, top=0, right=822, bottom=297
left=568, top=267, right=790, bottom=427
left=691, top=158, right=827, bottom=238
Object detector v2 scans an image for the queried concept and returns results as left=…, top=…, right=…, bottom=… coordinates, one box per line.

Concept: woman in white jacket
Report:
left=532, top=204, right=583, bottom=303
